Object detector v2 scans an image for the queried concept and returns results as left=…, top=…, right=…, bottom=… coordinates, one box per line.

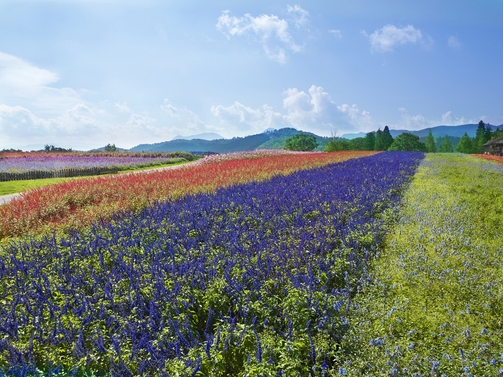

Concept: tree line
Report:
left=322, top=121, right=503, bottom=153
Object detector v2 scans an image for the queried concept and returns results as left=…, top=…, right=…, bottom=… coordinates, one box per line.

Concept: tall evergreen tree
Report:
left=374, top=129, right=384, bottom=150
left=365, top=131, right=376, bottom=151
left=474, top=120, right=487, bottom=153
left=456, top=132, right=474, bottom=154
left=484, top=123, right=493, bottom=143
left=425, top=130, right=436, bottom=153
left=438, top=135, right=454, bottom=152
left=382, top=126, right=394, bottom=150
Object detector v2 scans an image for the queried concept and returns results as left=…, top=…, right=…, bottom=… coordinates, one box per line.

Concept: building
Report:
left=484, top=136, right=503, bottom=155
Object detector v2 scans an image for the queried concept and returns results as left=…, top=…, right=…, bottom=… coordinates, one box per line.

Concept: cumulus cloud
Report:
left=365, top=24, right=426, bottom=52
left=161, top=99, right=211, bottom=134
left=393, top=108, right=475, bottom=130
left=211, top=85, right=375, bottom=136
left=448, top=36, right=461, bottom=48
left=211, top=102, right=288, bottom=135
left=216, top=7, right=305, bottom=63
left=0, top=51, right=182, bottom=150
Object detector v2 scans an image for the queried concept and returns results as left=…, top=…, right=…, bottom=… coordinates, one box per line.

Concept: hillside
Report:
left=130, top=128, right=329, bottom=153
left=342, top=123, right=502, bottom=139
left=129, top=123, right=502, bottom=153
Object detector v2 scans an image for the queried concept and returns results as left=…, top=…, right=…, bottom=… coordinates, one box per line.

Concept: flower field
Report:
left=473, top=153, right=503, bottom=166
left=0, top=151, right=422, bottom=376
left=339, top=154, right=503, bottom=375
left=2, top=151, right=502, bottom=377
left=0, top=152, right=195, bottom=182
left=0, top=150, right=374, bottom=240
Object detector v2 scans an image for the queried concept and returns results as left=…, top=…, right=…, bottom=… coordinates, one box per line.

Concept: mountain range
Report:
left=126, top=123, right=502, bottom=153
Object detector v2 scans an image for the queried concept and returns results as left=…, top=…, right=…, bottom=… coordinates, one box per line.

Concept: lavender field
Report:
left=0, top=152, right=423, bottom=376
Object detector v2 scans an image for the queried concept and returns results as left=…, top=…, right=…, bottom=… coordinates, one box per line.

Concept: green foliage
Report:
left=44, top=144, right=73, bottom=152
left=374, top=126, right=394, bottom=151
left=492, top=127, right=503, bottom=139
left=425, top=130, right=436, bottom=153
left=324, top=137, right=369, bottom=152
left=348, top=137, right=367, bottom=150
left=438, top=135, right=454, bottom=152
left=365, top=131, right=376, bottom=151
left=284, top=133, right=318, bottom=151
left=455, top=132, right=474, bottom=153
left=388, top=132, right=427, bottom=152
left=473, top=120, right=492, bottom=153
left=340, top=154, right=503, bottom=375
left=324, top=138, right=350, bottom=151
left=104, top=143, right=117, bottom=152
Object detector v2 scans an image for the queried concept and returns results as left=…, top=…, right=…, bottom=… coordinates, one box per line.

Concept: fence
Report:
left=0, top=166, right=119, bottom=182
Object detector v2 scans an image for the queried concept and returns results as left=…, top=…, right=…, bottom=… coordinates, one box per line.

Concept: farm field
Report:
left=0, top=151, right=420, bottom=376
left=0, top=152, right=502, bottom=376
left=0, top=152, right=196, bottom=183
left=0, top=150, right=374, bottom=241
left=339, top=154, right=503, bottom=375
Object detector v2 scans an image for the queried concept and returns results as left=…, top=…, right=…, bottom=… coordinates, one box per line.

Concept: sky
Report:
left=1, top=0, right=502, bottom=151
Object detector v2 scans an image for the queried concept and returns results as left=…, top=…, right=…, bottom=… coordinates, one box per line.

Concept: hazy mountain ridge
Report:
left=342, top=123, right=501, bottom=139
left=128, top=124, right=502, bottom=153
left=171, top=133, right=223, bottom=141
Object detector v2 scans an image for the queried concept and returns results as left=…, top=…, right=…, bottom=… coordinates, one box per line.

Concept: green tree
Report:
left=473, top=120, right=488, bottom=153
left=364, top=131, right=376, bottom=151
left=348, top=137, right=367, bottom=150
left=455, top=132, right=474, bottom=153
left=104, top=143, right=117, bottom=152
left=374, top=126, right=394, bottom=151
left=374, top=129, right=384, bottom=150
left=425, top=130, right=436, bottom=153
left=324, top=138, right=350, bottom=151
left=438, top=135, right=454, bottom=152
left=388, top=132, right=427, bottom=152
left=381, top=126, right=394, bottom=150
left=284, top=134, right=318, bottom=151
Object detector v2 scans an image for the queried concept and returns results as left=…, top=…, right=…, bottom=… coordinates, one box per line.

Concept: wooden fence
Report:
left=0, top=166, right=119, bottom=182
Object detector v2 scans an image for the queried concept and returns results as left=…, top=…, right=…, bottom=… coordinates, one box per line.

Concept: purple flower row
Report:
left=0, top=152, right=424, bottom=376
left=0, top=156, right=180, bottom=173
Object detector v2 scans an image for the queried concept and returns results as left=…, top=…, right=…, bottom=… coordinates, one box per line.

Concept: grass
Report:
left=339, top=153, right=503, bottom=376
left=0, top=159, right=192, bottom=196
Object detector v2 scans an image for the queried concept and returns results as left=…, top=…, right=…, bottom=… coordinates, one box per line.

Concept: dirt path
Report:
left=0, top=193, right=22, bottom=205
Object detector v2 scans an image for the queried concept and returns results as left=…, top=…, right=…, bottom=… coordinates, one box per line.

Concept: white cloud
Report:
left=0, top=52, right=59, bottom=90
left=365, top=24, right=425, bottom=52
left=448, top=36, right=461, bottom=48
left=392, top=108, right=475, bottom=130
left=287, top=5, right=309, bottom=28
left=216, top=8, right=304, bottom=63
left=211, top=85, right=375, bottom=136
left=161, top=99, right=211, bottom=134
left=211, top=102, right=287, bottom=135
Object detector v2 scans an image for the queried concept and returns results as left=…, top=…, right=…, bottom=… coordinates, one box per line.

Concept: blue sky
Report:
left=1, top=0, right=502, bottom=150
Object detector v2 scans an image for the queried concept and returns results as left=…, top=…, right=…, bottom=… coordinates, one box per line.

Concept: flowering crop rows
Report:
left=0, top=150, right=374, bottom=240
left=0, top=156, right=186, bottom=175
left=339, top=154, right=503, bottom=376
left=0, top=152, right=422, bottom=376
left=473, top=153, right=503, bottom=166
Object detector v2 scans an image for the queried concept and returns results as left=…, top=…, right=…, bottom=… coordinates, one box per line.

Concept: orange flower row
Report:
left=0, top=151, right=376, bottom=240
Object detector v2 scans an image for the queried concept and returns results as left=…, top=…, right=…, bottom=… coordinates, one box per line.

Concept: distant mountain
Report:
left=342, top=123, right=502, bottom=140
left=129, top=128, right=329, bottom=153
left=172, top=132, right=223, bottom=141
left=129, top=123, right=503, bottom=153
